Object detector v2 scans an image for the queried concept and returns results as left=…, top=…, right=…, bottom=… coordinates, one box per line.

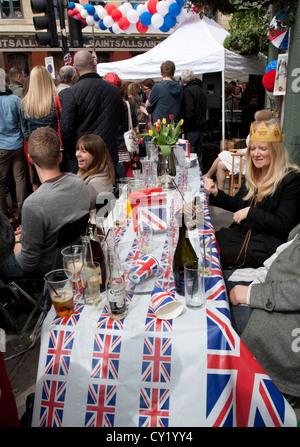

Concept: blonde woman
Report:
left=76, top=134, right=115, bottom=206
left=204, top=119, right=300, bottom=269
left=20, top=65, right=58, bottom=189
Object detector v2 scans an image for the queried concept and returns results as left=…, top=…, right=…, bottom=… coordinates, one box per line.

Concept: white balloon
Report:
left=112, top=22, right=122, bottom=34
left=136, top=4, right=147, bottom=15
left=76, top=3, right=83, bottom=12
left=120, top=3, right=132, bottom=14
left=125, top=23, right=136, bottom=34
left=127, top=9, right=139, bottom=24
left=94, top=20, right=100, bottom=29
left=151, top=12, right=164, bottom=28
left=80, top=9, right=88, bottom=19
left=156, top=1, right=169, bottom=17
left=97, top=6, right=107, bottom=19
left=103, top=15, right=114, bottom=28
left=86, top=15, right=94, bottom=25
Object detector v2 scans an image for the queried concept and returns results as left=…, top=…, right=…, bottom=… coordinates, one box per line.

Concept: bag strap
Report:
left=125, top=101, right=133, bottom=130
left=54, top=95, right=62, bottom=146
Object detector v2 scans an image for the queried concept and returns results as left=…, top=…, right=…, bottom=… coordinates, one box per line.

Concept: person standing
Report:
left=56, top=65, right=78, bottom=95
left=146, top=60, right=182, bottom=124
left=0, top=70, right=28, bottom=220
left=180, top=69, right=207, bottom=172
left=60, top=50, right=125, bottom=174
left=8, top=66, right=25, bottom=99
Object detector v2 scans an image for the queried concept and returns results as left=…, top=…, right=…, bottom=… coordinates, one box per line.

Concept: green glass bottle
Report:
left=173, top=211, right=198, bottom=296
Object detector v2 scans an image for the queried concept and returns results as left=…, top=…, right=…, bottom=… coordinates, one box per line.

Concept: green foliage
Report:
left=223, top=9, right=270, bottom=55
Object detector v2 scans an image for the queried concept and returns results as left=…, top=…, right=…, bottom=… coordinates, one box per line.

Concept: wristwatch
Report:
left=15, top=241, right=21, bottom=244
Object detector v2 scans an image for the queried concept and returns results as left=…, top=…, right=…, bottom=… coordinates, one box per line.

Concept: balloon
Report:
left=176, top=0, right=185, bottom=5
left=103, top=14, right=114, bottom=27
left=96, top=6, right=107, bottom=19
left=118, top=16, right=130, bottom=30
left=159, top=23, right=170, bottom=32
left=104, top=4, right=116, bottom=15
left=136, top=4, right=147, bottom=15
left=169, top=2, right=181, bottom=17
left=163, top=13, right=176, bottom=29
left=111, top=8, right=122, bottom=21
left=136, top=20, right=148, bottom=33
left=156, top=0, right=169, bottom=16
left=76, top=3, right=83, bottom=12
left=67, top=9, right=76, bottom=17
left=76, top=12, right=82, bottom=20
left=120, top=3, right=132, bottom=14
left=147, top=0, right=158, bottom=14
left=262, top=70, right=276, bottom=93
left=265, top=60, right=277, bottom=73
left=68, top=2, right=75, bottom=9
left=86, top=15, right=94, bottom=25
left=140, top=11, right=152, bottom=26
left=127, top=9, right=139, bottom=24
left=151, top=12, right=164, bottom=28
left=93, top=13, right=100, bottom=21
left=112, top=22, right=122, bottom=34
left=80, top=9, right=88, bottom=19
left=85, top=4, right=95, bottom=15
left=99, top=20, right=107, bottom=30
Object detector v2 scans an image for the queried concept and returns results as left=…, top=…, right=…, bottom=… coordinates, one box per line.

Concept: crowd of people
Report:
left=1, top=51, right=300, bottom=419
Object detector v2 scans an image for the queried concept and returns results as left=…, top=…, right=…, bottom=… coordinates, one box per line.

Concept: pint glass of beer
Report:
left=45, top=269, right=74, bottom=317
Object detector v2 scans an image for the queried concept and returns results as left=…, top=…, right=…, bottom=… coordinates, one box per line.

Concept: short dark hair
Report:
left=28, top=127, right=60, bottom=169
left=8, top=66, right=24, bottom=79
left=160, top=61, right=175, bottom=78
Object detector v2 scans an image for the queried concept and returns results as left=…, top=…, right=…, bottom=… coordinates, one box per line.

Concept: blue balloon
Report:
left=169, top=2, right=181, bottom=17
left=86, top=4, right=95, bottom=15
left=99, top=20, right=107, bottom=30
left=140, top=11, right=152, bottom=26
left=109, top=26, right=114, bottom=34
left=94, top=13, right=100, bottom=22
left=265, top=60, right=278, bottom=73
left=68, top=2, right=75, bottom=9
left=176, top=0, right=185, bottom=5
left=163, top=13, right=176, bottom=29
left=134, top=3, right=140, bottom=10
left=159, top=23, right=170, bottom=32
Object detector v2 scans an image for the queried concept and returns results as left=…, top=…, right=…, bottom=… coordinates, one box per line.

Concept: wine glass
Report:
left=63, top=253, right=83, bottom=296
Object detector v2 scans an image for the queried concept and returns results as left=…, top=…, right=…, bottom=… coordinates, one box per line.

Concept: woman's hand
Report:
left=233, top=207, right=250, bottom=225
left=204, top=177, right=218, bottom=197
left=229, top=285, right=249, bottom=305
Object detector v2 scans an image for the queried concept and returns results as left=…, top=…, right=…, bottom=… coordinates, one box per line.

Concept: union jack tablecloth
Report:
left=31, top=164, right=296, bottom=427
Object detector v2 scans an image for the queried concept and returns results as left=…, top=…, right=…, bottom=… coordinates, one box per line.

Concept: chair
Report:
left=229, top=152, right=246, bottom=196
left=3, top=213, right=89, bottom=334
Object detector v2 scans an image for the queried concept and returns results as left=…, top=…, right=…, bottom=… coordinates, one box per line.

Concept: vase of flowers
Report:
left=137, top=115, right=183, bottom=190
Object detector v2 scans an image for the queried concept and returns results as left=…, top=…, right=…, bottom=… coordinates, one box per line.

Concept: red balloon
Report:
left=76, top=12, right=82, bottom=20
left=105, top=4, right=116, bottom=15
left=68, top=9, right=76, bottom=17
left=147, top=0, right=158, bottom=14
left=262, top=69, right=276, bottom=93
left=136, top=20, right=148, bottom=33
left=111, top=8, right=122, bottom=21
left=118, top=17, right=130, bottom=30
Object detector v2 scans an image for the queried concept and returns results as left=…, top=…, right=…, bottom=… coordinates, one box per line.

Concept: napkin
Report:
left=128, top=255, right=159, bottom=284
left=151, top=286, right=183, bottom=320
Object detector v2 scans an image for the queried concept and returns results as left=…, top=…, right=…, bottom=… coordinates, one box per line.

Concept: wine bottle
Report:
left=131, top=152, right=142, bottom=177
left=173, top=209, right=198, bottom=296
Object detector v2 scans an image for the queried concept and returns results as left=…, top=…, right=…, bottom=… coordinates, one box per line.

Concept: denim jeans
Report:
left=223, top=269, right=253, bottom=336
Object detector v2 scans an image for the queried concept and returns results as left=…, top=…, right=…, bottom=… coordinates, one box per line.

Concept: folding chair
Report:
left=229, top=152, right=246, bottom=196
left=3, top=213, right=89, bottom=334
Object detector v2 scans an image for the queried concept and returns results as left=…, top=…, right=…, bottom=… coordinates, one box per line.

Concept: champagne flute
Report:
left=63, top=253, right=83, bottom=295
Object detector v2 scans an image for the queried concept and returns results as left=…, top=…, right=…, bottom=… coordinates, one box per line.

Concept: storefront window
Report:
left=1, top=0, right=23, bottom=18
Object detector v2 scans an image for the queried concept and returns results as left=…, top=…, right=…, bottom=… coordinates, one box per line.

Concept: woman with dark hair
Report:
left=76, top=134, right=115, bottom=206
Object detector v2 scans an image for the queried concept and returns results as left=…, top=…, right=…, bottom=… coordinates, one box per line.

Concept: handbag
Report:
left=124, top=101, right=139, bottom=154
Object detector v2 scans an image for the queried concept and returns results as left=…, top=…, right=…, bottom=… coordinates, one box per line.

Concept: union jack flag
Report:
left=63, top=52, right=72, bottom=66
left=206, top=308, right=288, bottom=427
left=91, top=333, right=121, bottom=379
left=142, top=336, right=172, bottom=383
left=97, top=305, right=125, bottom=331
left=39, top=380, right=66, bottom=427
left=45, top=330, right=74, bottom=376
left=129, top=255, right=158, bottom=284
left=51, top=303, right=84, bottom=327
left=145, top=306, right=173, bottom=333
left=139, top=206, right=167, bottom=232
left=85, top=384, right=116, bottom=427
left=139, top=387, right=170, bottom=427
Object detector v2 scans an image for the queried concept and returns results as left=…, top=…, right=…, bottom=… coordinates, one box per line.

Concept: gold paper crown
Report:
left=249, top=121, right=285, bottom=143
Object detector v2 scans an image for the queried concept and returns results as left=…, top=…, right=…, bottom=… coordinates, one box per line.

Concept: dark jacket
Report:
left=210, top=171, right=300, bottom=268
left=147, top=80, right=182, bottom=124
left=60, top=72, right=125, bottom=165
left=180, top=79, right=207, bottom=132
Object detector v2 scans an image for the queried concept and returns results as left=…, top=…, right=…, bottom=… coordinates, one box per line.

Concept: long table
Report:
left=31, top=162, right=296, bottom=427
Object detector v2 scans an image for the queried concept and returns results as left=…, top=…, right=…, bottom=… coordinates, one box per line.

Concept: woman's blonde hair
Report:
left=244, top=118, right=300, bottom=201
left=76, top=134, right=115, bottom=184
left=20, top=65, right=56, bottom=118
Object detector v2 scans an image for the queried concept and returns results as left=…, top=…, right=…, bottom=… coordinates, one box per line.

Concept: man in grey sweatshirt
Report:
left=1, top=127, right=89, bottom=277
